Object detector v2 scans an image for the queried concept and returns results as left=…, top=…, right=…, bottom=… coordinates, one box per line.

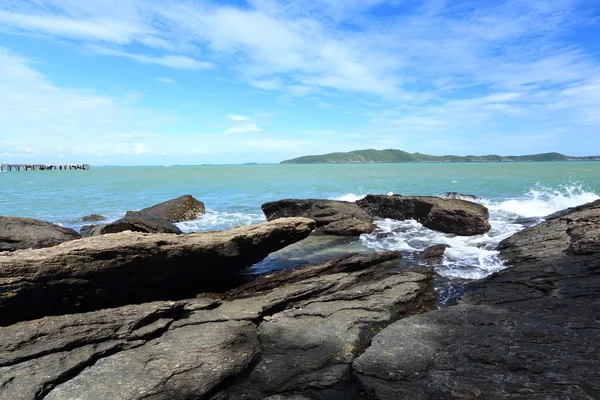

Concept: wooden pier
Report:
left=0, top=164, right=90, bottom=172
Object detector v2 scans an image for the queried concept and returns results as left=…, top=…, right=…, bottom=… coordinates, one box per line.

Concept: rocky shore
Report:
left=1, top=195, right=598, bottom=399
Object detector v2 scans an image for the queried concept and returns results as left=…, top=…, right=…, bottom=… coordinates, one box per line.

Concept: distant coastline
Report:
left=281, top=149, right=600, bottom=164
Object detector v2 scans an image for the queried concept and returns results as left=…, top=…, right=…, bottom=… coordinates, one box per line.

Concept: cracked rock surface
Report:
left=0, top=217, right=315, bottom=326
left=353, top=200, right=600, bottom=399
left=0, top=252, right=434, bottom=400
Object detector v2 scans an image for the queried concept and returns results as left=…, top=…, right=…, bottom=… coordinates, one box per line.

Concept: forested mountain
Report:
left=281, top=149, right=600, bottom=164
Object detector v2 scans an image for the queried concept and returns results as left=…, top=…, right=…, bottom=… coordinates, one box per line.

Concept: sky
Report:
left=0, top=0, right=599, bottom=165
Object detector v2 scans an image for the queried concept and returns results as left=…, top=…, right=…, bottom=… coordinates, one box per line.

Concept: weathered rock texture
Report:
left=262, top=199, right=377, bottom=236
left=80, top=211, right=183, bottom=237
left=418, top=244, right=450, bottom=264
left=138, top=194, right=206, bottom=222
left=0, top=252, right=434, bottom=400
left=81, top=214, right=105, bottom=222
left=357, top=195, right=491, bottom=236
left=0, top=217, right=315, bottom=325
left=0, top=216, right=81, bottom=252
left=353, top=200, right=600, bottom=399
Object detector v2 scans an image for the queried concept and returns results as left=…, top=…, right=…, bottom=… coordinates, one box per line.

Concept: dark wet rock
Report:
left=0, top=299, right=257, bottom=400
left=138, top=194, right=206, bottom=222
left=353, top=200, right=600, bottom=399
left=418, top=244, right=450, bottom=264
left=81, top=213, right=106, bottom=222
left=80, top=211, right=183, bottom=237
left=262, top=199, right=377, bottom=236
left=514, top=216, right=542, bottom=227
left=227, top=251, right=402, bottom=298
left=543, top=198, right=600, bottom=220
left=0, top=217, right=315, bottom=325
left=0, top=216, right=81, bottom=252
left=440, top=191, right=482, bottom=200
left=0, top=253, right=434, bottom=400
left=357, top=195, right=491, bottom=236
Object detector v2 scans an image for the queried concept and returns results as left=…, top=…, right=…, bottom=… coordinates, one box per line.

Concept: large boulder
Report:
left=0, top=216, right=81, bottom=252
left=80, top=211, right=182, bottom=237
left=353, top=200, right=600, bottom=399
left=0, top=217, right=315, bottom=325
left=0, top=252, right=434, bottom=400
left=357, top=195, right=491, bottom=236
left=138, top=194, right=206, bottom=222
left=262, top=199, right=377, bottom=236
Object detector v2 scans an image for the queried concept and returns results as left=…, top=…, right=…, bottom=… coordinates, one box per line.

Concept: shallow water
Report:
left=2, top=162, right=599, bottom=292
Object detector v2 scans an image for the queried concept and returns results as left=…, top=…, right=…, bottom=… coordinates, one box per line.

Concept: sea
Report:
left=2, top=162, right=599, bottom=302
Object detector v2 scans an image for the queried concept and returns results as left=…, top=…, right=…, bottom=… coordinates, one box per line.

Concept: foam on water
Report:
left=359, top=183, right=599, bottom=280
left=331, top=193, right=365, bottom=202
left=487, top=183, right=599, bottom=218
left=176, top=210, right=266, bottom=233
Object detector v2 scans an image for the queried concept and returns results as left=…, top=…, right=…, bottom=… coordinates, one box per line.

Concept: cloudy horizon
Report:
left=1, top=0, right=599, bottom=165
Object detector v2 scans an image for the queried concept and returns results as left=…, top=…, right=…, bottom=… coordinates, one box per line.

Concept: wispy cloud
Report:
left=227, top=114, right=249, bottom=121
left=89, top=45, right=213, bottom=70
left=223, top=124, right=262, bottom=134
left=0, top=0, right=599, bottom=160
left=155, top=76, right=174, bottom=84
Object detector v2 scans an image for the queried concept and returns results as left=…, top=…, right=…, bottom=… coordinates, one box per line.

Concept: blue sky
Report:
left=0, top=0, right=599, bottom=165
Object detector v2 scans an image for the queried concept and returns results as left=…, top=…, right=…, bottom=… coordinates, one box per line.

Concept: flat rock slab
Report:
left=0, top=217, right=315, bottom=325
left=0, top=253, right=434, bottom=400
left=262, top=199, right=377, bottom=236
left=0, top=216, right=81, bottom=252
left=353, top=200, right=600, bottom=399
left=357, top=195, right=491, bottom=236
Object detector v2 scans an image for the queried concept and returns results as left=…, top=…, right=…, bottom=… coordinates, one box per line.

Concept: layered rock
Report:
left=80, top=211, right=183, bottom=237
left=357, top=195, right=491, bottom=236
left=0, top=217, right=315, bottom=325
left=0, top=252, right=434, bottom=400
left=0, top=216, right=81, bottom=252
left=262, top=199, right=377, bottom=236
left=353, top=200, right=600, bottom=399
left=138, top=194, right=206, bottom=222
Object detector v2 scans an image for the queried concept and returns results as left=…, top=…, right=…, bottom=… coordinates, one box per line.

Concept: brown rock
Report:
left=138, top=194, right=206, bottom=222
left=262, top=199, right=377, bottom=236
left=357, top=195, right=491, bottom=236
left=80, top=211, right=182, bottom=237
left=0, top=217, right=315, bottom=325
left=0, top=216, right=81, bottom=252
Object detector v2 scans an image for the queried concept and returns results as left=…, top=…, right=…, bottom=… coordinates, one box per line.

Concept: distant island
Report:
left=281, top=149, right=600, bottom=164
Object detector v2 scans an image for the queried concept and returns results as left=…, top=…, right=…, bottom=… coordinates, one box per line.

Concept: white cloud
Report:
left=155, top=77, right=174, bottom=84
left=0, top=46, right=174, bottom=163
left=0, top=9, right=143, bottom=44
left=223, top=124, right=262, bottom=134
left=0, top=1, right=599, bottom=159
left=89, top=46, right=213, bottom=70
left=227, top=114, right=249, bottom=121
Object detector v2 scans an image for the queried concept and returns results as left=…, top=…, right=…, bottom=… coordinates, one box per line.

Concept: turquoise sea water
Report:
left=2, top=162, right=599, bottom=288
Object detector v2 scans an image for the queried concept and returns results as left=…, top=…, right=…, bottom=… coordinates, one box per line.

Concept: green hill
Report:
left=281, top=149, right=599, bottom=164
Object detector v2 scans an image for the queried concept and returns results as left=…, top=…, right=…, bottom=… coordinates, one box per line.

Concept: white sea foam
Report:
left=360, top=219, right=506, bottom=280
left=486, top=184, right=599, bottom=218
left=331, top=193, right=365, bottom=202
left=360, top=183, right=598, bottom=280
left=176, top=210, right=266, bottom=233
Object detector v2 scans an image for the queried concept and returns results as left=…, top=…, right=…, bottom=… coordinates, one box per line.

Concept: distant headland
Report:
left=280, top=149, right=600, bottom=164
